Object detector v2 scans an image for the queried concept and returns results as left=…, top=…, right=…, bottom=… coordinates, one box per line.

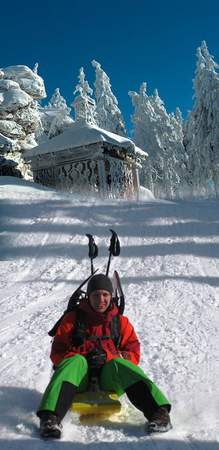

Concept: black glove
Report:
left=86, top=348, right=106, bottom=370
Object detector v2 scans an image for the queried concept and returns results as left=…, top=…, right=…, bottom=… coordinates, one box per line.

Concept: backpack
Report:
left=48, top=231, right=125, bottom=348
left=48, top=270, right=124, bottom=350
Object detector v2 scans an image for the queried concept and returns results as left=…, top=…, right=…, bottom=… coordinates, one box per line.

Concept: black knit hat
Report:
left=87, top=273, right=113, bottom=297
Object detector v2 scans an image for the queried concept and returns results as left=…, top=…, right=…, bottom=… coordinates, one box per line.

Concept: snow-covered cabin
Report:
left=25, top=71, right=147, bottom=199
left=24, top=122, right=146, bottom=199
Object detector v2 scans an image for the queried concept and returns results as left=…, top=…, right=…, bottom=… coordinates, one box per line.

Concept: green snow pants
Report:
left=37, top=355, right=171, bottom=419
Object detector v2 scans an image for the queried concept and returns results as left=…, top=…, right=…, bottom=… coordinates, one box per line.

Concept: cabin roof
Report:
left=25, top=122, right=147, bottom=159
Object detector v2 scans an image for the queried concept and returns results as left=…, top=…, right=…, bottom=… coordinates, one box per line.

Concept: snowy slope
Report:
left=0, top=176, right=219, bottom=450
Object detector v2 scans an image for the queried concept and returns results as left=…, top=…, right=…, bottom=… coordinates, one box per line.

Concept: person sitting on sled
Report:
left=37, top=274, right=172, bottom=438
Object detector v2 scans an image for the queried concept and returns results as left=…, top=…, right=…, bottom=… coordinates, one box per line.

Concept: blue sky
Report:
left=1, top=0, right=219, bottom=133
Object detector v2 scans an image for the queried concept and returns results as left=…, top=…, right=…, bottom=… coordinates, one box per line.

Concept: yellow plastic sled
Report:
left=71, top=391, right=121, bottom=417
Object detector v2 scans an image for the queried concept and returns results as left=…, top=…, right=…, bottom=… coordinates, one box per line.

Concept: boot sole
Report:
left=40, top=430, right=61, bottom=439
left=147, top=422, right=173, bottom=433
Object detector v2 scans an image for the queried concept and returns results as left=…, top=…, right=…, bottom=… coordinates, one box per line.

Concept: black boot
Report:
left=125, top=381, right=172, bottom=433
left=38, top=381, right=77, bottom=438
left=147, top=406, right=172, bottom=433
left=39, top=412, right=62, bottom=439
left=125, top=381, right=161, bottom=419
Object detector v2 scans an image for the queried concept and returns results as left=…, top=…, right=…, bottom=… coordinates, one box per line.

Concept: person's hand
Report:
left=120, top=351, right=131, bottom=360
left=86, top=348, right=106, bottom=369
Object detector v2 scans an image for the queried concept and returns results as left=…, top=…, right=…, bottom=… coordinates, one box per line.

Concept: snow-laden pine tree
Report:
left=184, top=41, right=219, bottom=197
left=129, top=83, right=185, bottom=198
left=72, top=67, right=96, bottom=125
left=38, top=88, right=73, bottom=141
left=0, top=64, right=46, bottom=178
left=33, top=63, right=39, bottom=74
left=92, top=60, right=126, bottom=136
left=48, top=88, right=69, bottom=110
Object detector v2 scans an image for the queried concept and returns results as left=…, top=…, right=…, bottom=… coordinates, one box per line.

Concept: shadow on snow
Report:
left=0, top=387, right=218, bottom=449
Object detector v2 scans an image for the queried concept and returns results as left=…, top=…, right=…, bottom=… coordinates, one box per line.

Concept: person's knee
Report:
left=57, top=355, right=88, bottom=371
left=106, top=357, right=144, bottom=378
left=69, top=354, right=88, bottom=369
left=104, top=357, right=123, bottom=372
left=110, top=357, right=134, bottom=369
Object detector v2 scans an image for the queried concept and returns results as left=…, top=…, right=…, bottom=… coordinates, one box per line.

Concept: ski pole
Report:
left=106, top=229, right=120, bottom=276
left=86, top=234, right=98, bottom=275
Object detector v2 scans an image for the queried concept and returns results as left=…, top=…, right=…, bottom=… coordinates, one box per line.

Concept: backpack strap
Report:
left=71, top=309, right=87, bottom=347
left=110, top=315, right=121, bottom=348
left=71, top=309, right=121, bottom=349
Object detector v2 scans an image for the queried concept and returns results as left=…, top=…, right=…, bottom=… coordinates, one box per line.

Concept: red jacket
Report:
left=51, top=299, right=140, bottom=367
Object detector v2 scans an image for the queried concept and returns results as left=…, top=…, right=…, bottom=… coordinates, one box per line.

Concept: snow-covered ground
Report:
left=0, top=176, right=219, bottom=450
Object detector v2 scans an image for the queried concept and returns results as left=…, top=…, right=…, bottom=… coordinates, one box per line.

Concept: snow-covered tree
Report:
left=72, top=67, right=96, bottom=125
left=129, top=83, right=185, bottom=198
left=48, top=88, right=69, bottom=110
left=0, top=65, right=46, bottom=178
left=33, top=62, right=39, bottom=74
left=184, top=41, right=219, bottom=197
left=92, top=60, right=126, bottom=136
left=39, top=88, right=73, bottom=141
